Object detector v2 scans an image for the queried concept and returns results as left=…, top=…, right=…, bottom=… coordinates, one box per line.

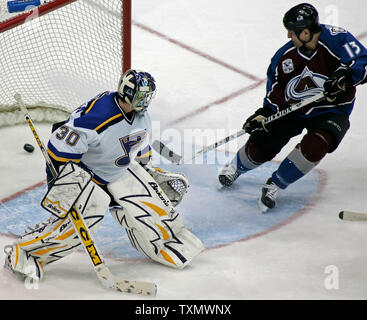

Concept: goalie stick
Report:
left=339, top=210, right=367, bottom=221
left=153, top=92, right=325, bottom=164
left=14, top=93, right=157, bottom=296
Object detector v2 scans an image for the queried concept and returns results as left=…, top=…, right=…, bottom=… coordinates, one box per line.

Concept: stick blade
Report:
left=152, top=140, right=182, bottom=164
left=339, top=210, right=367, bottom=221
left=114, top=279, right=157, bottom=296
left=96, top=266, right=157, bottom=296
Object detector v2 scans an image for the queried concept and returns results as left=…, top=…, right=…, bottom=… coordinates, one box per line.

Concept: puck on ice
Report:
left=24, top=143, right=35, bottom=153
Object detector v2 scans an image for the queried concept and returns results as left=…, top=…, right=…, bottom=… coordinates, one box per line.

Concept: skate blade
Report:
left=257, top=197, right=269, bottom=213
left=215, top=181, right=227, bottom=190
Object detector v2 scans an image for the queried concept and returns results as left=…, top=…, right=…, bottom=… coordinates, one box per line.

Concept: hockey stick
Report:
left=339, top=210, right=367, bottom=221
left=153, top=92, right=325, bottom=164
left=15, top=93, right=157, bottom=296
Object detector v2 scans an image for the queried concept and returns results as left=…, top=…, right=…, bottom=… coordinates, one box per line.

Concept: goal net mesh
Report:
left=0, top=0, right=128, bottom=126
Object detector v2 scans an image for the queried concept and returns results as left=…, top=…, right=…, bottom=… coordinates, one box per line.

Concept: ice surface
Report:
left=1, top=0, right=367, bottom=300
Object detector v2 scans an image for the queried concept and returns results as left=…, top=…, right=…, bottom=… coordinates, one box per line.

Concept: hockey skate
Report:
left=218, top=163, right=241, bottom=187
left=258, top=178, right=279, bottom=213
left=3, top=244, right=44, bottom=281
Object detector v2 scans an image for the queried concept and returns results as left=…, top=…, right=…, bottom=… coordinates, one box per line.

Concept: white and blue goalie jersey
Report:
left=47, top=91, right=152, bottom=185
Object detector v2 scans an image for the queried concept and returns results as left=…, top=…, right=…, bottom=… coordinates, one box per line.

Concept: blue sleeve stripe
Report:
left=136, top=145, right=151, bottom=156
left=47, top=141, right=82, bottom=162
left=95, top=113, right=123, bottom=133
left=136, top=149, right=152, bottom=160
left=91, top=174, right=109, bottom=185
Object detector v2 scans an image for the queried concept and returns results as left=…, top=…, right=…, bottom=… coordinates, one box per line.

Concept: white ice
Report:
left=1, top=0, right=367, bottom=300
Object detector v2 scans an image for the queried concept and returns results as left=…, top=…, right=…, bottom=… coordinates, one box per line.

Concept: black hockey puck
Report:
left=24, top=143, right=35, bottom=153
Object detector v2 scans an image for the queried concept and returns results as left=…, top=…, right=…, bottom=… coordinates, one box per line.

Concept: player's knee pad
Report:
left=245, top=140, right=277, bottom=164
left=108, top=160, right=204, bottom=269
left=300, top=130, right=333, bottom=162
left=6, top=162, right=110, bottom=277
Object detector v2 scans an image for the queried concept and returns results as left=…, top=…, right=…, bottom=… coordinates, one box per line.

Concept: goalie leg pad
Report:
left=41, top=161, right=93, bottom=218
left=108, top=160, right=204, bottom=269
left=4, top=173, right=110, bottom=279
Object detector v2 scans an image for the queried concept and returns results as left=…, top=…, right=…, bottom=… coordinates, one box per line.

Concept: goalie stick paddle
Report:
left=153, top=92, right=325, bottom=164
left=339, top=210, right=367, bottom=221
left=14, top=93, right=157, bottom=296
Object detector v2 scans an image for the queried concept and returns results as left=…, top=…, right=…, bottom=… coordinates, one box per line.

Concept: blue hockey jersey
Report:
left=264, top=24, right=367, bottom=117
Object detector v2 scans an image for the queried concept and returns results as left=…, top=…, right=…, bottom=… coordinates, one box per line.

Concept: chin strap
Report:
left=297, top=32, right=315, bottom=48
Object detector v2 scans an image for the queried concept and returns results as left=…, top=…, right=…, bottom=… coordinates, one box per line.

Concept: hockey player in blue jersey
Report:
left=218, top=3, right=367, bottom=212
left=4, top=69, right=204, bottom=281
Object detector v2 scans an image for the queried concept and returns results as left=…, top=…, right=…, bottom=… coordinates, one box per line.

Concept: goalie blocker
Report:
left=4, top=161, right=203, bottom=280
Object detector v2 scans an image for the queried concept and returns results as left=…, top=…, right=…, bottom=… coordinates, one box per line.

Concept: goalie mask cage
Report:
left=0, top=0, right=131, bottom=126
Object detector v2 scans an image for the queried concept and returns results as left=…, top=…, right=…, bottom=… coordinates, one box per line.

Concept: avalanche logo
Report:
left=285, top=66, right=327, bottom=102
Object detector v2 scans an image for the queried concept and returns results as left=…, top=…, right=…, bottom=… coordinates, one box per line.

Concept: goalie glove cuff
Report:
left=144, top=164, right=189, bottom=206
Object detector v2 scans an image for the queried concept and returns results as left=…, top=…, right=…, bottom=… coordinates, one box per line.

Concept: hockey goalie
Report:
left=4, top=69, right=204, bottom=281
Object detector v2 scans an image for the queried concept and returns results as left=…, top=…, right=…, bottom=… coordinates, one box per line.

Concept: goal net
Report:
left=0, top=0, right=131, bottom=126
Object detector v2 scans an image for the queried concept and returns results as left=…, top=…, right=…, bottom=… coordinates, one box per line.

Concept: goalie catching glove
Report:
left=143, top=161, right=189, bottom=207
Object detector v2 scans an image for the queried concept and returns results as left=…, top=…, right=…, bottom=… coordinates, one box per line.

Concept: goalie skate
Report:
left=3, top=244, right=44, bottom=281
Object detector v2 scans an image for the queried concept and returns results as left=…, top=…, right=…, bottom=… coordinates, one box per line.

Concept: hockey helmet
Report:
left=283, top=3, right=321, bottom=36
left=118, top=69, right=156, bottom=112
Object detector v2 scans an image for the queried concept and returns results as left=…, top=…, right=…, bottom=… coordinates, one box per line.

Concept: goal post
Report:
left=0, top=0, right=131, bottom=126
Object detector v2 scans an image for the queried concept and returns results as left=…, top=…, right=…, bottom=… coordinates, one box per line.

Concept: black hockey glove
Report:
left=243, top=107, right=274, bottom=136
left=323, top=68, right=354, bottom=102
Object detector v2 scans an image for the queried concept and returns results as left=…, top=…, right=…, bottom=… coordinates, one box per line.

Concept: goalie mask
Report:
left=118, top=69, right=156, bottom=112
